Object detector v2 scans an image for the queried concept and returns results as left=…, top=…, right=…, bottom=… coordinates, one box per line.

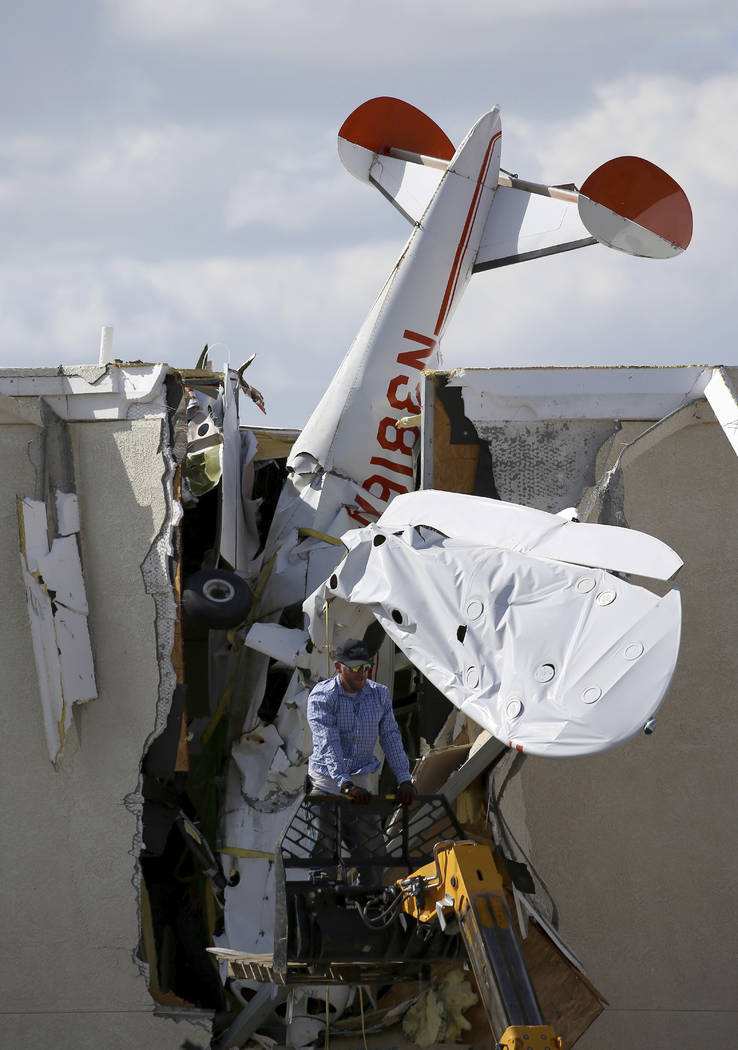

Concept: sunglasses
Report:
left=344, top=663, right=371, bottom=673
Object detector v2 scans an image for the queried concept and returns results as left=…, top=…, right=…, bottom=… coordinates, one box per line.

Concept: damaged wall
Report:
left=442, top=384, right=737, bottom=1049
left=0, top=385, right=209, bottom=1049
left=473, top=418, right=617, bottom=513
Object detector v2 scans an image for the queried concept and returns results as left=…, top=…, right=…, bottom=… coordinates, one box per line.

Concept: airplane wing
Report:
left=305, top=494, right=683, bottom=758
left=473, top=185, right=596, bottom=271
left=377, top=490, right=683, bottom=580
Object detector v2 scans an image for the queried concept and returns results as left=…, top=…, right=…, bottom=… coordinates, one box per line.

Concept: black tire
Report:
left=182, top=568, right=252, bottom=628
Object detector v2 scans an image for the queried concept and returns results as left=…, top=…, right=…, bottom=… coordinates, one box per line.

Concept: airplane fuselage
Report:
left=288, top=107, right=502, bottom=527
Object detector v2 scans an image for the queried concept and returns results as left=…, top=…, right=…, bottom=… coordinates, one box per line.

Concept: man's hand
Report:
left=395, top=780, right=416, bottom=806
left=341, top=781, right=371, bottom=804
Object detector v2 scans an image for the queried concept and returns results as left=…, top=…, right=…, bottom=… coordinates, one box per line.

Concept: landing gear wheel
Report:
left=182, top=568, right=252, bottom=628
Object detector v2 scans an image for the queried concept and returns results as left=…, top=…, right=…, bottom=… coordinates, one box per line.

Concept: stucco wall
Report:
left=0, top=416, right=209, bottom=1049
left=507, top=413, right=737, bottom=1047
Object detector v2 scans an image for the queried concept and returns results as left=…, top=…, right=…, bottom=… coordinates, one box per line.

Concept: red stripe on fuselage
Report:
left=434, top=130, right=501, bottom=337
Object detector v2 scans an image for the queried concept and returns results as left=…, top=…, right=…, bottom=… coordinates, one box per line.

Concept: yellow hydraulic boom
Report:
left=399, top=840, right=562, bottom=1050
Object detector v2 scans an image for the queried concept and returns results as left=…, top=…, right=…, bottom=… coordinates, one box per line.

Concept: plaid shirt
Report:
left=307, top=675, right=411, bottom=788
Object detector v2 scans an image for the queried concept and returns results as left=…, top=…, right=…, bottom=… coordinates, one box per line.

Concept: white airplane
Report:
left=242, top=95, right=691, bottom=749
left=215, top=96, right=691, bottom=956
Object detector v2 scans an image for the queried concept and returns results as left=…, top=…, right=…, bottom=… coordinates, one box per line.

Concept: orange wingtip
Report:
left=580, top=156, right=692, bottom=251
left=339, top=96, right=455, bottom=161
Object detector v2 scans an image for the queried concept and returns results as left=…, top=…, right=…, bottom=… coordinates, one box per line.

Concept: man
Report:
left=307, top=637, right=415, bottom=803
left=306, top=638, right=415, bottom=883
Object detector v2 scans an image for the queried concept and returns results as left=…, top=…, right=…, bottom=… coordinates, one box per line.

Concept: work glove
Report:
left=341, top=781, right=371, bottom=804
left=395, top=780, right=416, bottom=806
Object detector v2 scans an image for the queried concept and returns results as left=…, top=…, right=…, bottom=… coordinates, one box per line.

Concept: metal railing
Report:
left=279, top=792, right=464, bottom=873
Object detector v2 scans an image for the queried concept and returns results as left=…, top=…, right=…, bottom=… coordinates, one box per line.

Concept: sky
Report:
left=1, top=0, right=736, bottom=427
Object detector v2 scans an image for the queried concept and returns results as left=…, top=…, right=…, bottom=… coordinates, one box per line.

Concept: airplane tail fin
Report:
left=338, top=97, right=456, bottom=224
left=339, top=97, right=693, bottom=261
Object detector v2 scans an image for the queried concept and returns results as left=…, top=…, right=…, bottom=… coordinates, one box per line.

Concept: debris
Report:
left=305, top=492, right=682, bottom=756
left=17, top=495, right=96, bottom=763
left=402, top=970, right=478, bottom=1047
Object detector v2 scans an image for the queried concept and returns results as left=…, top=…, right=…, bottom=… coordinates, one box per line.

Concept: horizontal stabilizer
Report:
left=338, top=96, right=455, bottom=223
left=474, top=186, right=596, bottom=271
left=341, top=146, right=445, bottom=224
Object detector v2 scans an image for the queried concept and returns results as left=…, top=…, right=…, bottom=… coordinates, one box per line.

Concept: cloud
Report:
left=0, top=32, right=733, bottom=435
left=0, top=123, right=229, bottom=258
left=0, top=241, right=400, bottom=426
left=104, top=0, right=721, bottom=57
left=224, top=161, right=356, bottom=234
left=0, top=113, right=380, bottom=263
left=521, top=72, right=738, bottom=192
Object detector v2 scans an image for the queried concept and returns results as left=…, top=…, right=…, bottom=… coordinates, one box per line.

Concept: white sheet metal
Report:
left=256, top=469, right=378, bottom=617
left=336, top=136, right=376, bottom=184
left=219, top=796, right=301, bottom=956
left=233, top=724, right=290, bottom=800
left=220, top=670, right=311, bottom=954
left=18, top=497, right=97, bottom=762
left=18, top=497, right=49, bottom=572
left=244, top=624, right=310, bottom=667
left=219, top=366, right=257, bottom=571
left=19, top=555, right=66, bottom=761
left=276, top=687, right=312, bottom=765
left=377, top=491, right=683, bottom=580
left=36, top=536, right=89, bottom=613
left=54, top=605, right=97, bottom=706
left=305, top=494, right=682, bottom=757
left=55, top=491, right=80, bottom=536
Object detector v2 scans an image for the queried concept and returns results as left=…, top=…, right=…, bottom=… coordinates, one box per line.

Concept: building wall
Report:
left=475, top=418, right=618, bottom=514
left=507, top=412, right=737, bottom=1047
left=0, top=415, right=209, bottom=1049
left=3, top=366, right=734, bottom=1048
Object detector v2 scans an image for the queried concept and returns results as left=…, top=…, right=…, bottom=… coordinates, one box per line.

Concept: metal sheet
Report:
left=376, top=490, right=683, bottom=580
left=306, top=494, right=682, bottom=757
left=17, top=496, right=97, bottom=762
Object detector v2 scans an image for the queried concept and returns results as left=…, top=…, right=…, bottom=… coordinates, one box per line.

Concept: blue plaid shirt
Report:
left=307, top=675, right=411, bottom=788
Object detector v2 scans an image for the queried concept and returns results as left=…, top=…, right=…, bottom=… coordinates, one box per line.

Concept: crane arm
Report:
left=398, top=840, right=562, bottom=1050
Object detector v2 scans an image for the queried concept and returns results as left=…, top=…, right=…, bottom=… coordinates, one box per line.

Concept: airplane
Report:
left=241, top=95, right=691, bottom=620
left=185, top=95, right=691, bottom=968
left=230, top=94, right=690, bottom=749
